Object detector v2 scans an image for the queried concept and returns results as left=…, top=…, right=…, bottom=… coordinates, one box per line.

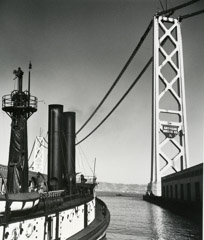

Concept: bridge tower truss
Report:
left=33, top=137, right=47, bottom=174
left=150, top=16, right=189, bottom=196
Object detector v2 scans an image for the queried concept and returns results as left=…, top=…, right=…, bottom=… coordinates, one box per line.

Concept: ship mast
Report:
left=2, top=65, right=37, bottom=193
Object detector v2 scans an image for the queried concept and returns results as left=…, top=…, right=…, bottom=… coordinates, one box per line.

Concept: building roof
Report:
left=162, top=163, right=203, bottom=183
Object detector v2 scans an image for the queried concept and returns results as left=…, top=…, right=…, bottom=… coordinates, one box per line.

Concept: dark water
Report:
left=99, top=195, right=202, bottom=240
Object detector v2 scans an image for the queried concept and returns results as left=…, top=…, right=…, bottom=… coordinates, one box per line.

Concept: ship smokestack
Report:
left=48, top=104, right=64, bottom=190
left=63, top=112, right=76, bottom=195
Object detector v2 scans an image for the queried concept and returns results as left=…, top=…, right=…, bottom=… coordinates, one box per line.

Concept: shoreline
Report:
left=96, top=190, right=143, bottom=198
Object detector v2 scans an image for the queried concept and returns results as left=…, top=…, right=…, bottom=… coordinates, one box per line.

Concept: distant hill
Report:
left=96, top=182, right=147, bottom=194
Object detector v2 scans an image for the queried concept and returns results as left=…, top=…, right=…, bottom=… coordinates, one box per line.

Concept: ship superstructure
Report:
left=0, top=67, right=110, bottom=240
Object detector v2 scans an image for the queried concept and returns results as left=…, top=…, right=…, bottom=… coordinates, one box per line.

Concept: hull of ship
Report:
left=0, top=195, right=110, bottom=240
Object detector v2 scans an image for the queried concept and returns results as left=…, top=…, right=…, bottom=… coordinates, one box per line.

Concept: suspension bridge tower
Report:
left=32, top=136, right=47, bottom=174
left=149, top=15, right=189, bottom=196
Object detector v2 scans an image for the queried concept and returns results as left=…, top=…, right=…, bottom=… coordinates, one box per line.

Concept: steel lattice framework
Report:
left=33, top=137, right=46, bottom=174
left=150, top=16, right=189, bottom=196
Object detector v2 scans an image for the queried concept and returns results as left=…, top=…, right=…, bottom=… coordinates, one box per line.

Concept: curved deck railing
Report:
left=2, top=91, right=38, bottom=113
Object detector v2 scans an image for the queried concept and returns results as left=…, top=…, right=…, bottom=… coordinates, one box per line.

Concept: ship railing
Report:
left=40, top=190, right=65, bottom=199
left=76, top=175, right=97, bottom=185
left=2, top=91, right=38, bottom=109
left=40, top=190, right=89, bottom=201
left=40, top=190, right=94, bottom=214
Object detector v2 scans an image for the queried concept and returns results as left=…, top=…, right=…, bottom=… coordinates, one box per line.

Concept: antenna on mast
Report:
left=28, top=61, right=32, bottom=94
left=93, top=158, right=96, bottom=184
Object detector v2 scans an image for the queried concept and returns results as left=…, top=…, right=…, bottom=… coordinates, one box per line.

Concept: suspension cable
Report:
left=156, top=0, right=200, bottom=16
left=159, top=0, right=165, bottom=11
left=179, top=9, right=204, bottom=21
left=76, top=57, right=153, bottom=146
left=76, top=20, right=153, bottom=135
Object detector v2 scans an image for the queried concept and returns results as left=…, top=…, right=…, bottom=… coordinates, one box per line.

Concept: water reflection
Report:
left=148, top=203, right=164, bottom=239
left=100, top=195, right=202, bottom=240
left=143, top=200, right=201, bottom=240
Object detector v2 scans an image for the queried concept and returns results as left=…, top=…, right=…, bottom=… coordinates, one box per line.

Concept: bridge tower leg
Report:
left=149, top=16, right=189, bottom=196
left=32, top=137, right=46, bottom=174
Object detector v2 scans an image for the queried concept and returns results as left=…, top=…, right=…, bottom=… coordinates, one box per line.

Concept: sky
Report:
left=0, top=0, right=203, bottom=184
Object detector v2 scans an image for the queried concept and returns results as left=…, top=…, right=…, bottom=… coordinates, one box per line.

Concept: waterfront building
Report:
left=161, top=163, right=203, bottom=203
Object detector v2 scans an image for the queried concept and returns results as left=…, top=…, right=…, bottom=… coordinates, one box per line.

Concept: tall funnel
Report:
left=63, top=112, right=76, bottom=194
left=48, top=105, right=64, bottom=190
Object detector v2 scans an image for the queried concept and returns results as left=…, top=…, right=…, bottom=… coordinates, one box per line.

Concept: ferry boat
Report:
left=0, top=67, right=110, bottom=240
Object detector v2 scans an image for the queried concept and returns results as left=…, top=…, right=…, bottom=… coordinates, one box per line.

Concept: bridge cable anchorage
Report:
left=156, top=0, right=200, bottom=17
left=75, top=20, right=153, bottom=135
left=76, top=57, right=153, bottom=146
left=178, top=9, right=204, bottom=21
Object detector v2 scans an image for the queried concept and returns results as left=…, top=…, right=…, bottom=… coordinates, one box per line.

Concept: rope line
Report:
left=76, top=57, right=153, bottom=145
left=28, top=140, right=35, bottom=162
left=77, top=142, right=93, bottom=174
left=76, top=138, right=86, bottom=175
left=76, top=20, right=153, bottom=135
